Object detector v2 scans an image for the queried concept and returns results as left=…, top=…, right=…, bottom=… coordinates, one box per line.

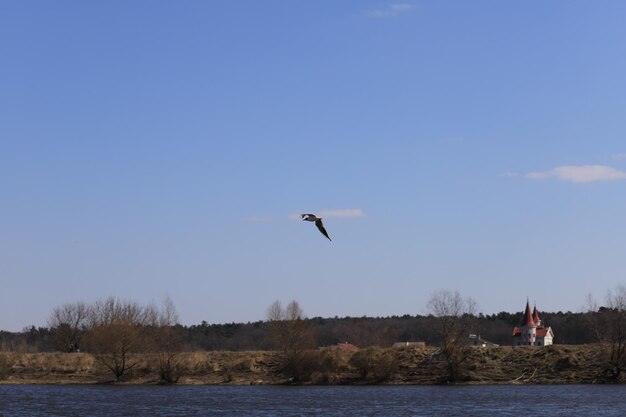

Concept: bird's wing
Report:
left=315, top=219, right=331, bottom=241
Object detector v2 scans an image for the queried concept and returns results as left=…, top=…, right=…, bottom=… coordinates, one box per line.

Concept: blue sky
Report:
left=2, top=1, right=626, bottom=331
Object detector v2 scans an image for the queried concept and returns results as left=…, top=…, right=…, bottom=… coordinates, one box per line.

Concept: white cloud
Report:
left=366, top=3, right=413, bottom=18
left=318, top=209, right=366, bottom=218
left=290, top=209, right=365, bottom=220
left=526, top=165, right=626, bottom=183
left=501, top=171, right=519, bottom=178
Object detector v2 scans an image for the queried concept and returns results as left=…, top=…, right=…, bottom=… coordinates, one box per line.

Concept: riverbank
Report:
left=0, top=344, right=613, bottom=385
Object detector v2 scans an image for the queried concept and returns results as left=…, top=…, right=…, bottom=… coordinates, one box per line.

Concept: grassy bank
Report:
left=0, top=345, right=614, bottom=385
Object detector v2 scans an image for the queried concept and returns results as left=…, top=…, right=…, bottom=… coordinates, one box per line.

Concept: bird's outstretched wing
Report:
left=315, top=219, right=331, bottom=241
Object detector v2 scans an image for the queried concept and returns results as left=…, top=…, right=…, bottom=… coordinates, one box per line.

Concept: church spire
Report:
left=522, top=299, right=536, bottom=327
left=532, top=303, right=541, bottom=326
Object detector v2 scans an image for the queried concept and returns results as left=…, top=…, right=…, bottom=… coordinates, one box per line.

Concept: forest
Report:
left=1, top=289, right=624, bottom=384
left=0, top=306, right=597, bottom=353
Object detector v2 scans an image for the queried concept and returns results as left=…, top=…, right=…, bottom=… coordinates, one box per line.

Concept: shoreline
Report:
left=0, top=345, right=616, bottom=386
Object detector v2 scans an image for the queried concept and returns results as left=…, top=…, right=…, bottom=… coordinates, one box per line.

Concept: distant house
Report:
left=392, top=341, right=426, bottom=348
left=512, top=300, right=554, bottom=346
left=337, top=342, right=359, bottom=351
left=467, top=334, right=498, bottom=347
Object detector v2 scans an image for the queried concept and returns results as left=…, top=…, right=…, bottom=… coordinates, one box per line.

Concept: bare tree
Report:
left=266, top=300, right=314, bottom=381
left=588, top=285, right=626, bottom=382
left=83, top=297, right=148, bottom=382
left=48, top=302, right=89, bottom=352
left=267, top=300, right=284, bottom=324
left=427, top=290, right=477, bottom=383
left=145, top=297, right=183, bottom=384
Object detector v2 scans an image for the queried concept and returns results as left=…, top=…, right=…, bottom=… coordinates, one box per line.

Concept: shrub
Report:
left=0, top=353, right=11, bottom=380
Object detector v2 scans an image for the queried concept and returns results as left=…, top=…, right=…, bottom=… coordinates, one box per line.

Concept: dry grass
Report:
left=0, top=345, right=616, bottom=385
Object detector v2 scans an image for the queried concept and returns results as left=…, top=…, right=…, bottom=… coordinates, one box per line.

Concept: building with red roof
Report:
left=337, top=342, right=359, bottom=351
left=512, top=300, right=554, bottom=346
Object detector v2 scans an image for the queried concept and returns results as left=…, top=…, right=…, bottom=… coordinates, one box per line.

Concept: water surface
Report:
left=1, top=384, right=625, bottom=416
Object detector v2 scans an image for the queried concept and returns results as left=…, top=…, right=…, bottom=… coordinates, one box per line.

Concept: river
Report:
left=1, top=384, right=625, bottom=416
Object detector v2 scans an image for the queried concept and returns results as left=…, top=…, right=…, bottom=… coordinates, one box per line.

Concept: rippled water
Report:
left=1, top=384, right=626, bottom=417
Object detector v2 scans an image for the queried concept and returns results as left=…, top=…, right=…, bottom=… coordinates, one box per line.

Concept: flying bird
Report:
left=301, top=213, right=331, bottom=241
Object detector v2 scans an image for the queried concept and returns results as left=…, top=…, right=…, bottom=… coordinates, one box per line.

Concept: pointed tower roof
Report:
left=532, top=304, right=540, bottom=324
left=522, top=300, right=536, bottom=327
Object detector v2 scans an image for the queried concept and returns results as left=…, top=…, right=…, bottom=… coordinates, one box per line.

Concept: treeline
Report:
left=2, top=287, right=625, bottom=384
left=181, top=311, right=594, bottom=351
left=0, top=308, right=595, bottom=353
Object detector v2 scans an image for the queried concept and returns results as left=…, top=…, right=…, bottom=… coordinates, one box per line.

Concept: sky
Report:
left=2, top=1, right=626, bottom=331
